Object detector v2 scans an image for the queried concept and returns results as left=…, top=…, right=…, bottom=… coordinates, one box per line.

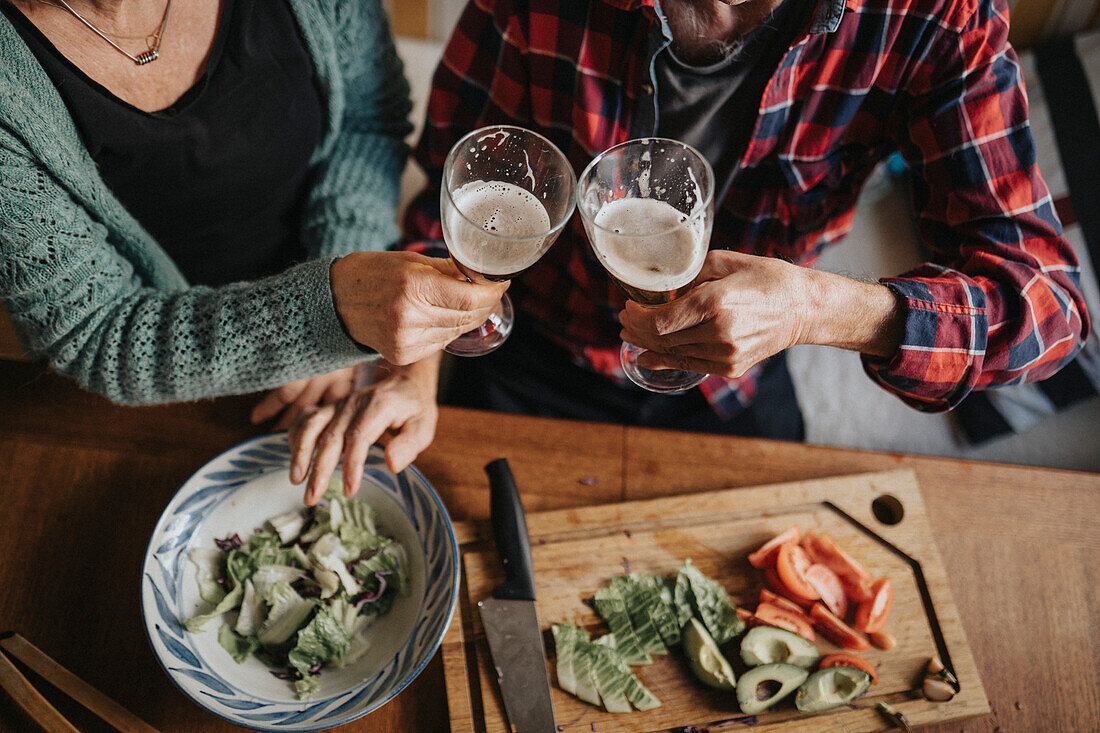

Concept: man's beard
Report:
left=663, top=0, right=775, bottom=66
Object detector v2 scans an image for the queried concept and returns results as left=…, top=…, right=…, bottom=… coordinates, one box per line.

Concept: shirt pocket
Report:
left=777, top=143, right=858, bottom=197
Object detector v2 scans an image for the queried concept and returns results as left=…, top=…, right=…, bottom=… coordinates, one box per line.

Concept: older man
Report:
left=293, top=0, right=1090, bottom=485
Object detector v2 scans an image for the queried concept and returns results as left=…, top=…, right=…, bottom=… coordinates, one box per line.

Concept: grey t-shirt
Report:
left=655, top=0, right=810, bottom=204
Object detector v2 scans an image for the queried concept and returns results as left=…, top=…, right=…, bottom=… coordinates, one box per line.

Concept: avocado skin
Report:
left=794, top=666, right=873, bottom=712
left=736, top=663, right=809, bottom=715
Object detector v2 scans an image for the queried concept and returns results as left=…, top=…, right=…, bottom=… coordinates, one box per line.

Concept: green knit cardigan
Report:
left=0, top=0, right=412, bottom=403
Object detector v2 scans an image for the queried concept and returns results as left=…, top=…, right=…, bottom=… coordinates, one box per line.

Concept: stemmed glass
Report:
left=577, top=138, right=715, bottom=393
left=441, top=125, right=576, bottom=356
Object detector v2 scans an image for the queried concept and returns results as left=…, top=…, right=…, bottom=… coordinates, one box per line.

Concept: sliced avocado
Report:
left=794, top=666, right=873, bottom=713
left=630, top=573, right=682, bottom=647
left=682, top=618, right=737, bottom=690
left=551, top=624, right=580, bottom=696
left=736, top=663, right=808, bottom=715
left=678, top=559, right=745, bottom=645
left=740, top=625, right=820, bottom=668
left=585, top=637, right=632, bottom=712
left=610, top=575, right=667, bottom=655
left=593, top=587, right=652, bottom=665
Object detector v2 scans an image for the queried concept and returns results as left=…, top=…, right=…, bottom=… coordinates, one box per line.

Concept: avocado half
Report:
left=682, top=617, right=737, bottom=690
left=736, top=663, right=809, bottom=714
left=795, top=666, right=873, bottom=712
left=740, top=625, right=820, bottom=668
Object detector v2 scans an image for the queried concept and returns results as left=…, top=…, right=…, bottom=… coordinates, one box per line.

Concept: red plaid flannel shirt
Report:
left=404, top=0, right=1089, bottom=414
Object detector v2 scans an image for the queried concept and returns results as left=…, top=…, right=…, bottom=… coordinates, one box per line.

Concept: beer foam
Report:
left=590, top=198, right=706, bottom=292
left=451, top=181, right=550, bottom=238
left=446, top=180, right=553, bottom=277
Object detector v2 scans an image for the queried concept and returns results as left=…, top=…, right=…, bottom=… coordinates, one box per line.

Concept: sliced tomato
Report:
left=854, top=578, right=894, bottom=634
left=810, top=602, right=870, bottom=651
left=839, top=572, right=875, bottom=603
left=869, top=630, right=896, bottom=650
left=759, top=588, right=810, bottom=617
left=763, top=566, right=815, bottom=608
left=776, top=543, right=821, bottom=603
left=803, top=532, right=873, bottom=587
left=818, top=653, right=878, bottom=684
left=747, top=526, right=801, bottom=569
left=805, top=564, right=848, bottom=620
left=736, top=607, right=755, bottom=625
left=754, top=602, right=816, bottom=642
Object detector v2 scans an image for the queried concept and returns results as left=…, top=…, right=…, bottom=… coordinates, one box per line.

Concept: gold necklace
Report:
left=46, top=0, right=173, bottom=66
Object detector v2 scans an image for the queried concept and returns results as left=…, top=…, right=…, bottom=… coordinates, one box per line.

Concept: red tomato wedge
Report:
left=854, top=578, right=894, bottom=633
left=838, top=572, right=875, bottom=603
left=776, top=543, right=821, bottom=603
left=763, top=567, right=815, bottom=608
left=759, top=588, right=810, bottom=617
left=810, top=602, right=870, bottom=651
left=803, top=531, right=873, bottom=589
left=736, top=607, right=755, bottom=624
left=805, top=563, right=848, bottom=620
left=818, top=653, right=879, bottom=684
left=747, top=526, right=801, bottom=569
left=754, top=602, right=816, bottom=642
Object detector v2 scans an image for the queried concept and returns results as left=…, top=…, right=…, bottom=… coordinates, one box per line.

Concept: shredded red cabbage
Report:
left=353, top=571, right=393, bottom=605
left=215, top=534, right=242, bottom=552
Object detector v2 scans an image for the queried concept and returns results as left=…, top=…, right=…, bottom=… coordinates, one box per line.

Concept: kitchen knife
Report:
left=477, top=458, right=556, bottom=733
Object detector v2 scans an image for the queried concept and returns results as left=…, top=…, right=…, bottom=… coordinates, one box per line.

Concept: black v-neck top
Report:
left=3, top=0, right=325, bottom=286
left=655, top=0, right=811, bottom=206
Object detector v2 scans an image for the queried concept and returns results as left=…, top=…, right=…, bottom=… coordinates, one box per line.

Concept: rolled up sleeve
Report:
left=868, top=0, right=1089, bottom=411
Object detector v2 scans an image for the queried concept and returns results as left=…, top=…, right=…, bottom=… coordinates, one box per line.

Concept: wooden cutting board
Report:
left=441, top=469, right=989, bottom=732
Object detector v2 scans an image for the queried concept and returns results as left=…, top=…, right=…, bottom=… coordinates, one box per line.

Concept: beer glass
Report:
left=577, top=138, right=714, bottom=393
left=441, top=125, right=576, bottom=356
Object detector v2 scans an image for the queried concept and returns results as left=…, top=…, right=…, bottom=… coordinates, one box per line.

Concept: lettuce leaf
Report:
left=218, top=623, right=259, bottom=663
left=294, top=675, right=320, bottom=700
left=188, top=548, right=227, bottom=606
left=257, top=580, right=315, bottom=646
left=288, top=604, right=351, bottom=677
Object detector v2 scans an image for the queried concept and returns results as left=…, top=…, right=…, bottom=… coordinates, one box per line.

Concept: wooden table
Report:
left=1, top=358, right=1097, bottom=732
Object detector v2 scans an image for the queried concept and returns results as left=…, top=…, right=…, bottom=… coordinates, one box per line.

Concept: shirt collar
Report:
left=809, top=0, right=852, bottom=34
left=601, top=0, right=852, bottom=35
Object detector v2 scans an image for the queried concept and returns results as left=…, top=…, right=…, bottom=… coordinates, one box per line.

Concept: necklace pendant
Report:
left=136, top=49, right=159, bottom=65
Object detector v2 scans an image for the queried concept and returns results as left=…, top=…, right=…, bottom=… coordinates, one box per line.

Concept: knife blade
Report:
left=478, top=458, right=556, bottom=733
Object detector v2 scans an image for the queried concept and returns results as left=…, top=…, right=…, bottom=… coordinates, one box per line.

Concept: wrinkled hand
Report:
left=330, top=251, right=508, bottom=365
left=288, top=357, right=440, bottom=506
left=618, top=251, right=812, bottom=378
left=249, top=367, right=357, bottom=430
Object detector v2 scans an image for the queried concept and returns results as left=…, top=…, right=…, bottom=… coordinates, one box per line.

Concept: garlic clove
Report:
left=923, top=676, right=957, bottom=702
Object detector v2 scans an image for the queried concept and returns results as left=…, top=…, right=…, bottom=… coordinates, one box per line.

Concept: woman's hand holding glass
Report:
left=439, top=125, right=576, bottom=355
left=329, top=250, right=508, bottom=365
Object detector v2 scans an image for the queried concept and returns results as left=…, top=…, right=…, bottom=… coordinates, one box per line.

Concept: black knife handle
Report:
left=485, top=458, right=537, bottom=602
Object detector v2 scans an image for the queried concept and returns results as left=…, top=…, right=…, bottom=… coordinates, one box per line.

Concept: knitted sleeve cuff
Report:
left=299, top=256, right=378, bottom=358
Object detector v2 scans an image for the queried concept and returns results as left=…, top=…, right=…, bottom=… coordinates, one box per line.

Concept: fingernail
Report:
left=290, top=465, right=302, bottom=484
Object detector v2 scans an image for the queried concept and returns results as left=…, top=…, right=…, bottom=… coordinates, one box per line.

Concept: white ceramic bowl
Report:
left=141, top=434, right=458, bottom=731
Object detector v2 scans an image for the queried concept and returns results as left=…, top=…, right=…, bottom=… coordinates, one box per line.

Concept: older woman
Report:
left=0, top=0, right=504, bottom=500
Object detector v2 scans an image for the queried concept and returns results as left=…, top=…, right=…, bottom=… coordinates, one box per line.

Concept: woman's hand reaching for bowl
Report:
left=287, top=356, right=441, bottom=505
left=249, top=366, right=358, bottom=430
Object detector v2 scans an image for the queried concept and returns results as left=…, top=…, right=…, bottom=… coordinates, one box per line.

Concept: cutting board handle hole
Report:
left=871, top=494, right=905, bottom=525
